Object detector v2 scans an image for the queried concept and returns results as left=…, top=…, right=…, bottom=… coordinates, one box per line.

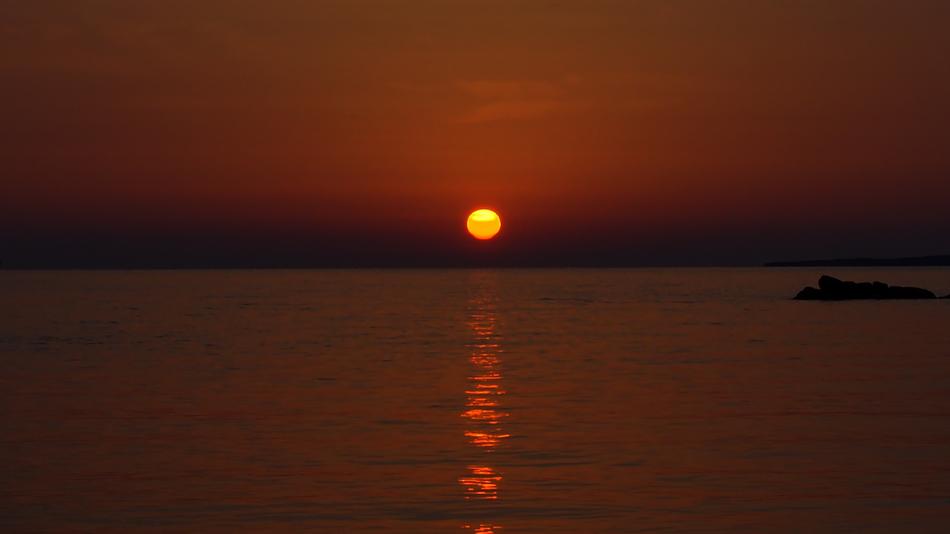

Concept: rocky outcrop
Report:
left=795, top=275, right=937, bottom=300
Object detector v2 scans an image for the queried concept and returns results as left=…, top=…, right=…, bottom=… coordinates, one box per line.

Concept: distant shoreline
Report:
left=765, top=255, right=950, bottom=267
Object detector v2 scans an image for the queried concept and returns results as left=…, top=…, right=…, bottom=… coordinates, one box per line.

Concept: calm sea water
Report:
left=3, top=268, right=950, bottom=532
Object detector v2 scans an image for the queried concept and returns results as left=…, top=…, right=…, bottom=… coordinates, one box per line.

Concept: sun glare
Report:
left=466, top=209, right=502, bottom=240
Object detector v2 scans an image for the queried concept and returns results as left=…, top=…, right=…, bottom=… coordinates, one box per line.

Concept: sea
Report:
left=3, top=268, right=950, bottom=532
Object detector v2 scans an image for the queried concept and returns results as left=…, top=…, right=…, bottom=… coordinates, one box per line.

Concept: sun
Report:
left=466, top=209, right=501, bottom=240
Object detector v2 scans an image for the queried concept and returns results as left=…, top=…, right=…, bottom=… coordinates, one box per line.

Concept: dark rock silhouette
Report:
left=795, top=275, right=937, bottom=300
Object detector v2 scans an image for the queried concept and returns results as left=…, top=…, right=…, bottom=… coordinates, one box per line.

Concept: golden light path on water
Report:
left=460, top=277, right=508, bottom=533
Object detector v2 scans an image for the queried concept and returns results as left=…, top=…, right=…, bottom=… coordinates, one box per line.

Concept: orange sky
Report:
left=2, top=1, right=950, bottom=266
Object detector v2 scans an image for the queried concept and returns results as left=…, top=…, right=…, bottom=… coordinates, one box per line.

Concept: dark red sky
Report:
left=2, top=1, right=950, bottom=266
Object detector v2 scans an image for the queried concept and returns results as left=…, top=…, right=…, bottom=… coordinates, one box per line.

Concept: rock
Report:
left=795, top=286, right=823, bottom=300
left=794, top=275, right=937, bottom=300
left=888, top=286, right=937, bottom=299
left=818, top=275, right=844, bottom=292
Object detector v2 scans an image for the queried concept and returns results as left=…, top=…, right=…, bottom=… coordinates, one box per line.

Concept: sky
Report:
left=2, top=0, right=950, bottom=267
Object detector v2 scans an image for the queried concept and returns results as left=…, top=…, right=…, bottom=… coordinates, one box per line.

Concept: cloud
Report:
left=458, top=99, right=567, bottom=124
left=457, top=80, right=563, bottom=100
left=456, top=78, right=583, bottom=124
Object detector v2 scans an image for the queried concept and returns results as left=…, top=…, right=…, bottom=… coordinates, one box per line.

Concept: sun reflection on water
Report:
left=459, top=277, right=508, bottom=531
left=462, top=523, right=503, bottom=533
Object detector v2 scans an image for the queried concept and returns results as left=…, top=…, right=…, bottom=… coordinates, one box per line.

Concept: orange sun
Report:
left=466, top=209, right=501, bottom=240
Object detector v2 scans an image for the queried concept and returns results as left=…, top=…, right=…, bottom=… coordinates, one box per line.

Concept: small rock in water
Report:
left=794, top=275, right=937, bottom=300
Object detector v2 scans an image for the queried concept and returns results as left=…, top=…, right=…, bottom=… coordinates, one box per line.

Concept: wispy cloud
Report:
left=456, top=78, right=583, bottom=124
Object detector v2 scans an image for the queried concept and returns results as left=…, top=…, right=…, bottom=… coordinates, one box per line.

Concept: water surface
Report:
left=3, top=268, right=950, bottom=532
